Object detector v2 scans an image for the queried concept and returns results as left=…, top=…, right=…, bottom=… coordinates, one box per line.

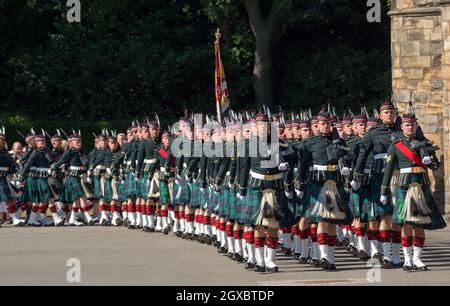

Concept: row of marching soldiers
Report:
left=0, top=99, right=447, bottom=273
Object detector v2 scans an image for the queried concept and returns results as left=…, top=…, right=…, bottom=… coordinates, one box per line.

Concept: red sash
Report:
left=394, top=141, right=427, bottom=171
left=158, top=148, right=175, bottom=165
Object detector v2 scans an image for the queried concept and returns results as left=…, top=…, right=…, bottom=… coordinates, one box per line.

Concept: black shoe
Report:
left=393, top=261, right=404, bottom=268
left=191, top=234, right=198, bottom=241
left=350, top=246, right=358, bottom=257
left=128, top=225, right=136, bottom=230
left=197, top=234, right=204, bottom=243
left=293, top=253, right=301, bottom=260
left=413, top=265, right=428, bottom=272
left=148, top=226, right=155, bottom=233
left=327, top=263, right=337, bottom=271
left=176, top=231, right=183, bottom=237
left=342, top=237, right=350, bottom=247
left=233, top=253, right=244, bottom=262
left=357, top=250, right=370, bottom=261
left=266, top=266, right=279, bottom=273
left=211, top=235, right=217, bottom=244
left=214, top=241, right=221, bottom=248
left=372, top=252, right=383, bottom=263
left=203, top=235, right=212, bottom=245
left=254, top=265, right=266, bottom=272
left=382, top=259, right=395, bottom=269
left=403, top=265, right=414, bottom=272
left=123, top=218, right=129, bottom=227
left=181, top=233, right=188, bottom=239
left=218, top=247, right=228, bottom=254
left=14, top=221, right=26, bottom=227
left=227, top=252, right=234, bottom=259
left=56, top=220, right=65, bottom=227
left=320, top=258, right=329, bottom=269
left=245, top=262, right=256, bottom=269
left=143, top=226, right=151, bottom=232
left=284, top=249, right=292, bottom=256
left=163, top=226, right=171, bottom=235
left=115, top=219, right=123, bottom=227
left=298, top=257, right=310, bottom=264
left=311, top=259, right=320, bottom=267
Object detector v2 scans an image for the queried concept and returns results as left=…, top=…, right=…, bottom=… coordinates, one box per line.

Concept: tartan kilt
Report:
left=227, top=187, right=237, bottom=221
left=247, top=188, right=285, bottom=226
left=92, top=175, right=102, bottom=200
left=0, top=177, right=13, bottom=202
left=60, top=176, right=85, bottom=204
left=189, top=182, right=201, bottom=209
left=172, top=179, right=190, bottom=205
left=101, top=177, right=114, bottom=203
left=139, top=173, right=150, bottom=200
left=17, top=177, right=34, bottom=204
left=218, top=188, right=229, bottom=218
left=240, top=188, right=260, bottom=226
left=280, top=192, right=297, bottom=228
left=307, top=181, right=352, bottom=225
left=200, top=186, right=210, bottom=211
left=124, top=172, right=138, bottom=198
left=210, top=188, right=220, bottom=214
left=235, top=191, right=247, bottom=224
left=49, top=177, right=64, bottom=196
left=159, top=180, right=171, bottom=205
left=32, top=177, right=55, bottom=203
left=371, top=175, right=393, bottom=218
left=351, top=184, right=372, bottom=223
left=117, top=180, right=127, bottom=202
left=393, top=175, right=447, bottom=230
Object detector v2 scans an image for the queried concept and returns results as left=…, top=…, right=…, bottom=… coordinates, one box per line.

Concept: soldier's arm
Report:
left=380, top=144, right=397, bottom=196
left=52, top=149, right=71, bottom=169
left=215, top=157, right=231, bottom=186
left=295, top=142, right=311, bottom=187
left=354, top=132, right=373, bottom=177
left=135, top=141, right=146, bottom=174
left=19, top=150, right=37, bottom=176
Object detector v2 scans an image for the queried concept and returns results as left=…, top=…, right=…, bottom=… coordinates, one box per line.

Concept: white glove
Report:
left=86, top=176, right=92, bottom=184
left=340, top=167, right=350, bottom=176
left=422, top=156, right=432, bottom=165
left=295, top=189, right=304, bottom=199
left=380, top=195, right=388, bottom=205
left=228, top=182, right=234, bottom=188
left=285, top=191, right=294, bottom=199
left=350, top=180, right=361, bottom=190
left=237, top=193, right=245, bottom=201
left=278, top=162, right=290, bottom=171
left=200, top=187, right=205, bottom=192
left=47, top=168, right=52, bottom=175
left=106, top=168, right=112, bottom=175
left=175, top=178, right=182, bottom=185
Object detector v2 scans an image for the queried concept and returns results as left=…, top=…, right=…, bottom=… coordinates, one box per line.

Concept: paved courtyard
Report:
left=1, top=225, right=449, bottom=286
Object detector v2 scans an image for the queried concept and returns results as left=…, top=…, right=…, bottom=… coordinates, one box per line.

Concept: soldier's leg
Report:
left=155, top=204, right=162, bottom=232
left=412, top=227, right=427, bottom=271
left=47, top=198, right=64, bottom=226
left=233, top=222, right=244, bottom=261
left=292, top=223, right=301, bottom=259
left=185, top=204, right=195, bottom=238
left=79, top=197, right=95, bottom=225
left=391, top=223, right=403, bottom=266
left=264, top=227, right=279, bottom=273
left=111, top=200, right=123, bottom=226
left=148, top=199, right=157, bottom=231
left=225, top=220, right=235, bottom=257
left=401, top=224, right=414, bottom=271
left=160, top=204, right=171, bottom=234
left=135, top=197, right=143, bottom=229
left=310, top=223, right=320, bottom=267
left=298, top=218, right=310, bottom=263
left=326, top=223, right=337, bottom=270
left=317, top=221, right=329, bottom=269
left=99, top=198, right=109, bottom=226
left=368, top=220, right=382, bottom=262
left=380, top=216, right=393, bottom=267
left=127, top=198, right=136, bottom=229
left=253, top=226, right=266, bottom=272
left=6, top=200, right=25, bottom=226
left=202, top=210, right=212, bottom=243
left=121, top=201, right=128, bottom=226
left=68, top=201, right=82, bottom=226
left=354, top=219, right=369, bottom=260
left=244, top=226, right=256, bottom=269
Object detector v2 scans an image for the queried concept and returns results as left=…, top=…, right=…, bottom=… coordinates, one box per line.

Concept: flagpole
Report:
left=215, top=28, right=222, bottom=124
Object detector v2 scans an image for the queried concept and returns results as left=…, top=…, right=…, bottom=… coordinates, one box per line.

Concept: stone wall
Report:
left=390, top=0, right=450, bottom=219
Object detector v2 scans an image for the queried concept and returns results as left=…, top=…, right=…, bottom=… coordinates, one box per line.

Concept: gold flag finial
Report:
left=215, top=28, right=221, bottom=42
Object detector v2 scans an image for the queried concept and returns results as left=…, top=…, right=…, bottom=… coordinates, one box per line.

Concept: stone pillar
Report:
left=390, top=0, right=450, bottom=219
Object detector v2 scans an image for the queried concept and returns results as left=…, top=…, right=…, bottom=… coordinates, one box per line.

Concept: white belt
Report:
left=312, top=164, right=339, bottom=171
left=400, top=167, right=425, bottom=174
left=125, top=161, right=131, bottom=165
left=294, top=168, right=298, bottom=173
left=34, top=167, right=50, bottom=172
left=183, top=163, right=187, bottom=169
left=0, top=167, right=8, bottom=171
left=226, top=171, right=230, bottom=176
left=250, top=171, right=283, bottom=181
left=95, top=165, right=106, bottom=170
left=364, top=169, right=372, bottom=174
left=374, top=153, right=387, bottom=160
left=144, top=159, right=157, bottom=164
left=70, top=166, right=82, bottom=170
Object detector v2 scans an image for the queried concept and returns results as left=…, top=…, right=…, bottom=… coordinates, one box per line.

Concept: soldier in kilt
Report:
left=180, top=126, right=195, bottom=239
left=119, top=128, right=135, bottom=226
left=381, top=112, right=446, bottom=271
left=157, top=129, right=175, bottom=235
left=15, top=134, right=64, bottom=227
left=135, top=120, right=160, bottom=232
left=106, top=134, right=123, bottom=226
left=126, top=123, right=142, bottom=229
left=52, top=134, right=96, bottom=226
left=14, top=134, right=36, bottom=224
left=88, top=134, right=113, bottom=226
left=110, top=132, right=128, bottom=227
left=353, top=100, right=403, bottom=269
left=87, top=136, right=101, bottom=217
left=237, top=112, right=288, bottom=273
left=0, top=129, right=24, bottom=227
left=296, top=110, right=352, bottom=271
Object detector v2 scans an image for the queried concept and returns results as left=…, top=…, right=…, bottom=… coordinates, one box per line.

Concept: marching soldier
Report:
left=381, top=112, right=446, bottom=271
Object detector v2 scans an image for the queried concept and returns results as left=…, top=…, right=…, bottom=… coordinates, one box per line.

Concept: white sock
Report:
left=247, top=244, right=256, bottom=264
left=370, top=240, right=381, bottom=257
left=255, top=247, right=265, bottom=267
left=382, top=242, right=393, bottom=262
left=392, top=243, right=402, bottom=264
left=311, top=241, right=319, bottom=259
left=227, top=236, right=235, bottom=254
left=265, top=247, right=277, bottom=269
left=413, top=246, right=426, bottom=268
left=300, top=238, right=310, bottom=258
left=294, top=235, right=302, bottom=254
left=403, top=246, right=413, bottom=267
left=319, top=244, right=329, bottom=260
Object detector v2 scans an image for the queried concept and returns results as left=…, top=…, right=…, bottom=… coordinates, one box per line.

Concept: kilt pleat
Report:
left=172, top=180, right=190, bottom=205
left=60, top=176, right=85, bottom=204
left=0, top=177, right=12, bottom=202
